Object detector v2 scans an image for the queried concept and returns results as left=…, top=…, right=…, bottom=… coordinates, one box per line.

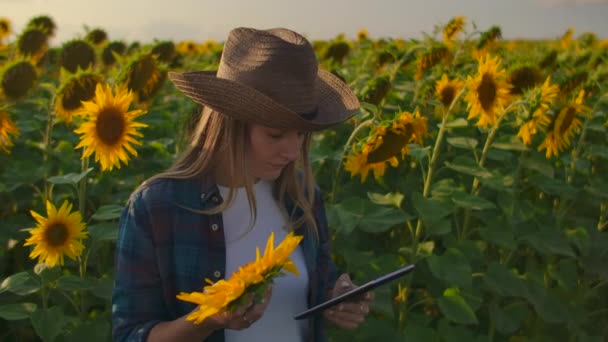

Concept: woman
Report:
left=111, top=27, right=374, bottom=342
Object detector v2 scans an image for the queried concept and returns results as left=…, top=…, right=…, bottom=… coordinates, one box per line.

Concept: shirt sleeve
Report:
left=111, top=190, right=168, bottom=342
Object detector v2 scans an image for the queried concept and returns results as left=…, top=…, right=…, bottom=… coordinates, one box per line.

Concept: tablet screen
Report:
left=293, top=264, right=415, bottom=320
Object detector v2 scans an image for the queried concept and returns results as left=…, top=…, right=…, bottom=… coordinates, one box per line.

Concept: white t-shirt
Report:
left=218, top=180, right=310, bottom=342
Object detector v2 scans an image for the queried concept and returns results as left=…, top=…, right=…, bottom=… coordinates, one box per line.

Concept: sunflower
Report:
left=415, top=45, right=451, bottom=80
left=473, top=26, right=502, bottom=59
left=55, top=71, right=104, bottom=123
left=1, top=59, right=38, bottom=101
left=121, top=53, right=162, bottom=101
left=0, top=111, right=19, bottom=153
left=177, top=231, right=303, bottom=324
left=345, top=110, right=428, bottom=183
left=85, top=28, right=108, bottom=46
left=0, top=17, right=11, bottom=41
left=26, top=15, right=56, bottom=38
left=176, top=40, right=200, bottom=55
left=16, top=28, right=48, bottom=60
left=102, top=41, right=126, bottom=66
left=394, top=283, right=408, bottom=303
left=23, top=201, right=88, bottom=267
left=537, top=90, right=590, bottom=158
left=323, top=40, right=350, bottom=64
left=74, top=83, right=148, bottom=171
left=443, top=16, right=466, bottom=45
left=560, top=28, right=574, bottom=49
left=361, top=75, right=391, bottom=105
left=507, top=65, right=542, bottom=96
left=516, top=77, right=559, bottom=145
left=357, top=28, right=369, bottom=41
left=464, top=55, right=512, bottom=128
left=59, top=39, right=96, bottom=73
left=151, top=41, right=177, bottom=63
left=435, top=73, right=464, bottom=109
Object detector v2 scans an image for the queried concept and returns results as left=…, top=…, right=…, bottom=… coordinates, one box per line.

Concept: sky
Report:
left=2, top=0, right=608, bottom=45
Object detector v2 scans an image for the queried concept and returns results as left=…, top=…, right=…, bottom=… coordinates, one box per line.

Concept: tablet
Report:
left=293, top=264, right=415, bottom=320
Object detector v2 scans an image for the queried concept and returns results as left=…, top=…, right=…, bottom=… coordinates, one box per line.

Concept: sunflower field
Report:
left=1, top=14, right=608, bottom=341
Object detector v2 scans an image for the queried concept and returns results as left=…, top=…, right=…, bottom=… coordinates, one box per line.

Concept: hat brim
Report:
left=167, top=68, right=360, bottom=131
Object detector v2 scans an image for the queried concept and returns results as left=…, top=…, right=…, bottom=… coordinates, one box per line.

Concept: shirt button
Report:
left=211, top=224, right=219, bottom=231
left=212, top=196, right=220, bottom=203
left=213, top=270, right=221, bottom=278
left=200, top=193, right=206, bottom=200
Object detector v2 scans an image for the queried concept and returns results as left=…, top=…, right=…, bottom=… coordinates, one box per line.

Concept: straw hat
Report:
left=168, top=27, right=360, bottom=131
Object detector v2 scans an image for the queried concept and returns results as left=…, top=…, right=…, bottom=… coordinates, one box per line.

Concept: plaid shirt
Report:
left=111, top=176, right=340, bottom=342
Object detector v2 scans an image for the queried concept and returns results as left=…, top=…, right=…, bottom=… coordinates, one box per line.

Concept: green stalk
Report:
left=461, top=100, right=523, bottom=239
left=329, top=119, right=373, bottom=204
left=42, top=96, right=57, bottom=204
left=414, top=88, right=465, bottom=240
left=77, top=153, right=89, bottom=320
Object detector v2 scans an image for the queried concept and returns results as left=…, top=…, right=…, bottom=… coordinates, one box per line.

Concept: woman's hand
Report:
left=204, top=285, right=273, bottom=331
left=323, top=273, right=375, bottom=330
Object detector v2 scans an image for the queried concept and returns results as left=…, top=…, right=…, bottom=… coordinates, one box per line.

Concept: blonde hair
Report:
left=139, top=106, right=319, bottom=243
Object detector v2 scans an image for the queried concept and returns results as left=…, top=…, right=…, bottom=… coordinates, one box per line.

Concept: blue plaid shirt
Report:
left=111, top=176, right=340, bottom=342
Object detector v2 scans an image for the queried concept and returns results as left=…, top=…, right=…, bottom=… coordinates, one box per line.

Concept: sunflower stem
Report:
left=462, top=100, right=524, bottom=239
left=77, top=153, right=89, bottom=320
left=42, top=96, right=57, bottom=204
left=330, top=119, right=373, bottom=204
left=414, top=89, right=465, bottom=240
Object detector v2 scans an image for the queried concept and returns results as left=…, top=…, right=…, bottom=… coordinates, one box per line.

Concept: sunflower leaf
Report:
left=91, top=205, right=123, bottom=221
left=47, top=168, right=94, bottom=186
left=437, top=288, right=478, bottom=325
left=31, top=306, right=67, bottom=342
left=0, top=303, right=37, bottom=321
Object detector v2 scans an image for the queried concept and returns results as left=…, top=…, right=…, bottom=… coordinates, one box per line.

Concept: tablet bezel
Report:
left=293, top=264, right=415, bottom=320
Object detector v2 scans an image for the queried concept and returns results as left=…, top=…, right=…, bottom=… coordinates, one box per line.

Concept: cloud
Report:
left=536, top=0, right=608, bottom=7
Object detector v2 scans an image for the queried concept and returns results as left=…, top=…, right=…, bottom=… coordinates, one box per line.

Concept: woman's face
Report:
left=247, top=124, right=305, bottom=181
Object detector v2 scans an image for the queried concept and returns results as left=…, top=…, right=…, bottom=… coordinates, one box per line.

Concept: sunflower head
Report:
left=59, top=39, right=96, bottom=74
left=361, top=75, right=391, bottom=105
left=85, top=28, right=109, bottom=46
left=357, top=28, right=369, bottom=41
left=17, top=27, right=48, bottom=59
left=507, top=65, right=543, bottom=96
left=23, top=200, right=88, bottom=267
left=558, top=70, right=588, bottom=100
left=136, top=70, right=167, bottom=103
left=1, top=59, right=38, bottom=100
left=464, top=54, right=512, bottom=128
left=0, top=110, right=19, bottom=154
left=435, top=73, right=464, bottom=109
left=0, top=17, right=11, bottom=40
left=26, top=15, right=56, bottom=37
left=322, top=41, right=350, bottom=64
left=120, top=53, right=162, bottom=96
left=56, top=70, right=104, bottom=123
left=101, top=41, right=127, bottom=66
left=375, top=50, right=396, bottom=69
left=477, top=26, right=502, bottom=50
left=151, top=41, right=177, bottom=64
left=74, top=82, right=148, bottom=171
left=539, top=50, right=558, bottom=69
left=443, top=16, right=466, bottom=43
left=415, top=44, right=451, bottom=80
left=176, top=40, right=200, bottom=55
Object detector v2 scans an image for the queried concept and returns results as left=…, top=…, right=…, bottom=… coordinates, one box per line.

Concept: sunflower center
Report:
left=477, top=73, right=497, bottom=113
left=440, top=86, right=456, bottom=107
left=44, top=223, right=69, bottom=247
left=96, top=108, right=125, bottom=145
left=558, top=107, right=576, bottom=135
left=367, top=129, right=411, bottom=163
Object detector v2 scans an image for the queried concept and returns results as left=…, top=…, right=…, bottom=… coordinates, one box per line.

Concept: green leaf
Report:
left=519, top=155, right=554, bottom=178
left=90, top=278, right=113, bottom=301
left=519, top=229, right=575, bottom=258
left=566, top=227, right=591, bottom=256
left=0, top=271, right=39, bottom=296
left=451, top=192, right=495, bottom=210
left=328, top=197, right=413, bottom=234
left=437, top=288, right=478, bottom=325
left=489, top=301, right=529, bottom=335
left=444, top=118, right=469, bottom=128
left=483, top=263, right=526, bottom=297
left=56, top=275, right=96, bottom=291
left=427, top=248, right=471, bottom=289
left=447, top=137, right=478, bottom=150
left=411, top=192, right=453, bottom=224
left=550, top=259, right=578, bottom=290
left=0, top=303, right=37, bottom=320
left=585, top=179, right=608, bottom=200
left=47, top=168, right=93, bottom=186
left=492, top=139, right=528, bottom=152
left=585, top=144, right=608, bottom=159
left=31, top=306, right=67, bottom=342
left=88, top=222, right=118, bottom=242
left=403, top=322, right=440, bottom=341
left=367, top=191, right=404, bottom=208
left=444, top=160, right=492, bottom=178
left=91, top=205, right=123, bottom=221
left=523, top=279, right=568, bottom=323
left=478, top=225, right=516, bottom=249
left=528, top=174, right=578, bottom=199
left=63, top=318, right=110, bottom=342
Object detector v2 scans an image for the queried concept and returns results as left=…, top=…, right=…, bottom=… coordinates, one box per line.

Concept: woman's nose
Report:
left=281, top=134, right=302, bottom=162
